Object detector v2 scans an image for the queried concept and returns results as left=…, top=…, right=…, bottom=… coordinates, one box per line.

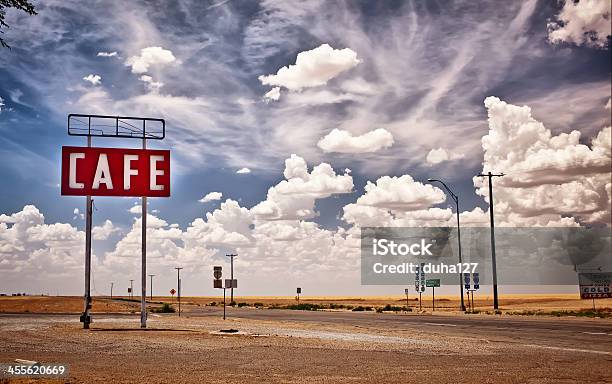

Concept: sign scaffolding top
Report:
left=68, top=114, right=165, bottom=140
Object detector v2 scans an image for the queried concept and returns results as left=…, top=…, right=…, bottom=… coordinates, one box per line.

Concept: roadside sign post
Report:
left=415, top=263, right=425, bottom=311
left=404, top=288, right=409, bottom=310
left=464, top=273, right=471, bottom=312
left=426, top=279, right=441, bottom=311
left=221, top=280, right=237, bottom=320
left=175, top=267, right=183, bottom=317
left=63, top=114, right=167, bottom=329
left=297, top=287, right=301, bottom=304
left=170, top=288, right=176, bottom=300
left=472, top=273, right=479, bottom=312
left=225, top=254, right=237, bottom=303
left=213, top=266, right=227, bottom=320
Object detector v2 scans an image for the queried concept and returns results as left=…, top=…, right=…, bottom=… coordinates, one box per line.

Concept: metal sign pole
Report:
left=140, top=136, right=147, bottom=329
left=432, top=287, right=435, bottom=312
left=223, top=287, right=226, bottom=320
left=471, top=291, right=475, bottom=312
left=175, top=267, right=182, bottom=317
left=419, top=292, right=422, bottom=311
left=82, top=135, right=93, bottom=330
left=225, top=254, right=237, bottom=303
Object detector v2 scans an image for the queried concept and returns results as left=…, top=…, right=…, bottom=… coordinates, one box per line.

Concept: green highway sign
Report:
left=426, top=279, right=440, bottom=288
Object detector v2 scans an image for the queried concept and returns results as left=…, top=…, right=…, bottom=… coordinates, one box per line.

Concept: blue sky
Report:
left=0, top=0, right=610, bottom=296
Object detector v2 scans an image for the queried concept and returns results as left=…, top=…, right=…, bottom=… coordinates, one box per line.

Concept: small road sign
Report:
left=170, top=288, right=176, bottom=296
left=297, top=287, right=302, bottom=294
left=213, top=266, right=222, bottom=280
left=426, top=279, right=440, bottom=288
left=225, top=279, right=237, bottom=289
left=579, top=272, right=612, bottom=299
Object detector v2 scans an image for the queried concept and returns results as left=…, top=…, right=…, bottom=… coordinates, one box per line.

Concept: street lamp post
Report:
left=427, top=178, right=466, bottom=312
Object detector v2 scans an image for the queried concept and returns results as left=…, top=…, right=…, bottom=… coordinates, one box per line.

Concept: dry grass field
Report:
left=1, top=294, right=610, bottom=315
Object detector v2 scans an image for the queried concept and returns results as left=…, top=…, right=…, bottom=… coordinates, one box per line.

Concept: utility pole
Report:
left=110, top=282, right=114, bottom=299
left=175, top=267, right=183, bottom=317
left=427, top=178, right=465, bottom=311
left=225, top=254, right=237, bottom=303
left=129, top=279, right=134, bottom=299
left=477, top=171, right=504, bottom=310
left=149, top=274, right=155, bottom=301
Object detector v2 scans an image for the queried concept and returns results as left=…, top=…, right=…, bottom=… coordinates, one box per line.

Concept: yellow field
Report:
left=2, top=294, right=609, bottom=314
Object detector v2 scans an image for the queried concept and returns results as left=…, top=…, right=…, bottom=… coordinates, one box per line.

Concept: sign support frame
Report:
left=67, top=114, right=166, bottom=330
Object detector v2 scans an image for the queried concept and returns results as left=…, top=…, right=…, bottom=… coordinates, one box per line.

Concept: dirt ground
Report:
left=1, top=311, right=611, bottom=384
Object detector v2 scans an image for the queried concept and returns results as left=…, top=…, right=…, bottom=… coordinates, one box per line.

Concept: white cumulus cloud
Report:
left=125, top=46, right=176, bottom=74
left=236, top=167, right=251, bottom=174
left=353, top=175, right=446, bottom=211
left=258, top=44, right=360, bottom=91
left=251, top=154, right=353, bottom=220
left=317, top=128, right=394, bottom=153
left=92, top=220, right=119, bottom=240
left=426, top=148, right=465, bottom=165
left=264, top=86, right=281, bottom=101
left=474, top=96, right=611, bottom=225
left=548, top=0, right=611, bottom=48
left=199, top=192, right=223, bottom=203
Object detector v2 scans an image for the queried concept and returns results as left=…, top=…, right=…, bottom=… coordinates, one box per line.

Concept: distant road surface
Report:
left=186, top=306, right=612, bottom=354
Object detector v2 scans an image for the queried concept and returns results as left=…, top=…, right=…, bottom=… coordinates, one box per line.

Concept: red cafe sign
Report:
left=61, top=146, right=170, bottom=197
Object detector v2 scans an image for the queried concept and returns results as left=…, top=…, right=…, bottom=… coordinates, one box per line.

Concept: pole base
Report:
left=79, top=313, right=91, bottom=329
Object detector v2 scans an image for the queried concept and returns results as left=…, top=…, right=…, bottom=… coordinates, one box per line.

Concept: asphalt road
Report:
left=185, top=306, right=612, bottom=354
left=2, top=307, right=611, bottom=355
